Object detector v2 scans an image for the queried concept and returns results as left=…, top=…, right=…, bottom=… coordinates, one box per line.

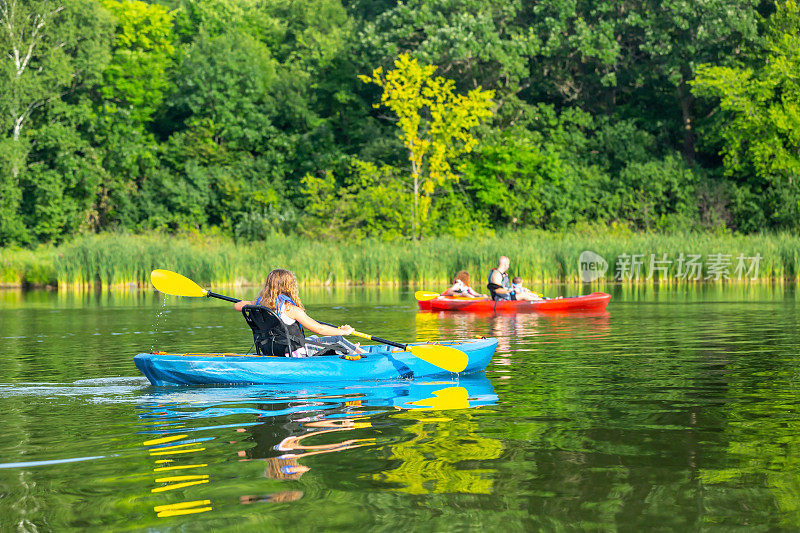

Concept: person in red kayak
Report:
left=511, top=276, right=544, bottom=301
left=487, top=256, right=514, bottom=301
left=442, top=270, right=486, bottom=298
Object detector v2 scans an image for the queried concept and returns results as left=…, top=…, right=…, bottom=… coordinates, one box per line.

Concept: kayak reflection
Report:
left=416, top=308, right=611, bottom=354
left=238, top=376, right=498, bottom=468
left=137, top=375, right=498, bottom=515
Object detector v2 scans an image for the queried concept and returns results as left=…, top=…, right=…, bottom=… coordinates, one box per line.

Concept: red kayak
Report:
left=418, top=292, right=611, bottom=313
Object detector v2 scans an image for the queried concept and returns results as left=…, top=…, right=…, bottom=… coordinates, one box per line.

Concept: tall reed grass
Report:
left=0, top=230, right=797, bottom=289
left=0, top=246, right=58, bottom=286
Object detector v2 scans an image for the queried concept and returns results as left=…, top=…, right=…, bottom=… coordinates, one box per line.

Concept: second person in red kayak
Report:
left=442, top=270, right=486, bottom=298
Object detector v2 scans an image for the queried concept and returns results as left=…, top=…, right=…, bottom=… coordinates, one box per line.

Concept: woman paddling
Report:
left=234, top=269, right=364, bottom=357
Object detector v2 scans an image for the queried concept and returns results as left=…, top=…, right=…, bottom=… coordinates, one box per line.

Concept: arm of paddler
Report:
left=467, top=285, right=485, bottom=297
left=487, top=282, right=512, bottom=296
left=285, top=304, right=354, bottom=337
left=233, top=300, right=253, bottom=311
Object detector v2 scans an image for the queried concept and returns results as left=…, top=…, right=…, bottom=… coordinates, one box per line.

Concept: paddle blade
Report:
left=414, top=290, right=441, bottom=301
left=407, top=344, right=469, bottom=373
left=150, top=269, right=208, bottom=298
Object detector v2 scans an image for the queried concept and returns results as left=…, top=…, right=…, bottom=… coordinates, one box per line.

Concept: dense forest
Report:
left=1, top=0, right=798, bottom=247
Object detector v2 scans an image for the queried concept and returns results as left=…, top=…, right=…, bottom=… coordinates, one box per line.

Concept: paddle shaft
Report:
left=206, top=291, right=240, bottom=303
left=350, top=331, right=407, bottom=350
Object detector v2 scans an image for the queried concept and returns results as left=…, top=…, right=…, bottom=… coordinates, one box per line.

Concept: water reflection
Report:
left=136, top=376, right=498, bottom=519
left=3, top=285, right=800, bottom=530
left=416, top=308, right=611, bottom=355
left=375, top=405, right=503, bottom=495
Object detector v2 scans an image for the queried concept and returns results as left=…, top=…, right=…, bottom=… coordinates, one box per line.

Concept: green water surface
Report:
left=0, top=285, right=798, bottom=531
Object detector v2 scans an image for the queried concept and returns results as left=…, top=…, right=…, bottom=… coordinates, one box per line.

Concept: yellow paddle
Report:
left=150, top=269, right=239, bottom=302
left=150, top=270, right=469, bottom=373
left=349, top=331, right=468, bottom=373
left=414, top=290, right=442, bottom=301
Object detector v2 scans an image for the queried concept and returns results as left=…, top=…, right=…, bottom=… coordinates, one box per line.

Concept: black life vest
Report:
left=487, top=269, right=512, bottom=301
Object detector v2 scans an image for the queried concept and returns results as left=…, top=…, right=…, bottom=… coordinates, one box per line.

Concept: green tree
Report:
left=631, top=0, right=761, bottom=162
left=460, top=126, right=612, bottom=230
left=172, top=0, right=284, bottom=45
left=154, top=32, right=296, bottom=233
left=609, top=154, right=699, bottom=230
left=693, top=0, right=800, bottom=230
left=89, top=0, right=175, bottom=231
left=300, top=159, right=410, bottom=240
left=0, top=0, right=112, bottom=244
left=99, top=0, right=174, bottom=123
left=21, top=114, right=108, bottom=242
left=460, top=133, right=551, bottom=229
left=360, top=54, right=494, bottom=239
left=519, top=0, right=761, bottom=160
left=167, top=32, right=278, bottom=150
left=359, top=0, right=537, bottom=123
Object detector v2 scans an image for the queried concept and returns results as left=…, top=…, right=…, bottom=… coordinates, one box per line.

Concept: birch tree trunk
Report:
left=0, top=0, right=64, bottom=178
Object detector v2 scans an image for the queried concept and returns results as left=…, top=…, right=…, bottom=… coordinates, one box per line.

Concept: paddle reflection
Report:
left=375, top=383, right=502, bottom=494
left=136, top=375, right=498, bottom=517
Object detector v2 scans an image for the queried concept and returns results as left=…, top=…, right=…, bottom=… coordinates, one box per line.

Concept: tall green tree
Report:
left=99, top=0, right=174, bottom=123
left=520, top=0, right=761, bottom=159
left=90, top=0, right=175, bottom=230
left=359, top=0, right=537, bottom=124
left=630, top=0, right=761, bottom=162
left=360, top=54, right=495, bottom=240
left=152, top=32, right=294, bottom=233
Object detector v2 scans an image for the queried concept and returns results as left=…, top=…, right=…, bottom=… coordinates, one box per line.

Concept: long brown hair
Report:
left=453, top=270, right=470, bottom=286
left=256, top=269, right=304, bottom=310
left=265, top=456, right=307, bottom=480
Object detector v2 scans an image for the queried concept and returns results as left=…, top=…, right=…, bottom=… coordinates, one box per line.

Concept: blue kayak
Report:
left=134, top=338, right=498, bottom=386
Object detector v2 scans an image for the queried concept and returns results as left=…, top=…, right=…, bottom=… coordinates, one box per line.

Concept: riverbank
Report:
left=1, top=231, right=797, bottom=289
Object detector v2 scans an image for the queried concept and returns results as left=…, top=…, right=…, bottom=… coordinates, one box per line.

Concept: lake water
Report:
left=1, top=285, right=799, bottom=531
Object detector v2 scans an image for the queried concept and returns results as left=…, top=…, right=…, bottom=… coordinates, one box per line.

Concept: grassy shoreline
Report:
left=1, top=231, right=798, bottom=290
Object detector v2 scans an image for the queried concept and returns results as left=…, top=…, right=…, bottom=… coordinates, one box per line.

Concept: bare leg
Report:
left=515, top=292, right=542, bottom=301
